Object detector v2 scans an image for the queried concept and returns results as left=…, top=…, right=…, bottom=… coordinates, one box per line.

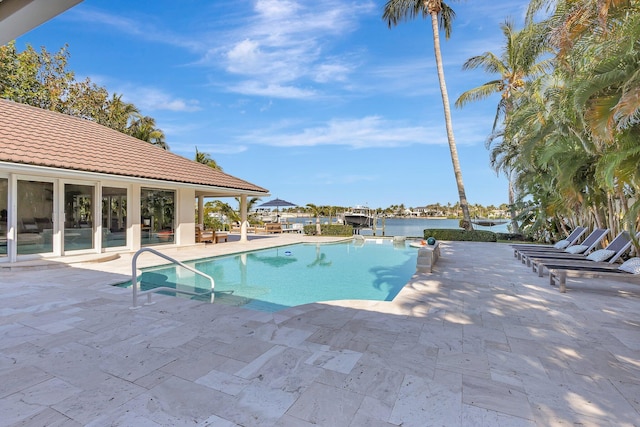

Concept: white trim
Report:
left=0, top=161, right=268, bottom=198
left=0, top=0, right=84, bottom=45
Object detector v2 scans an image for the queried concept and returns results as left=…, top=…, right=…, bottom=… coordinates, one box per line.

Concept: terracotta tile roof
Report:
left=0, top=98, right=268, bottom=194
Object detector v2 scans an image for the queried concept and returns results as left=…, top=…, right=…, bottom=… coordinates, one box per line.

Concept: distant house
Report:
left=0, top=99, right=268, bottom=263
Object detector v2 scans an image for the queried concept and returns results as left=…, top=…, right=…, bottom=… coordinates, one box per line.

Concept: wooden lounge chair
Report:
left=214, top=230, right=228, bottom=243
left=547, top=257, right=640, bottom=293
left=511, top=226, right=587, bottom=259
left=265, top=223, right=282, bottom=234
left=196, top=224, right=228, bottom=243
left=528, top=231, right=640, bottom=276
left=518, top=228, right=609, bottom=266
left=195, top=224, right=214, bottom=243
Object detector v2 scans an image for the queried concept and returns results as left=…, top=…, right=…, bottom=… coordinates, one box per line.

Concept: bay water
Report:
left=287, top=217, right=510, bottom=237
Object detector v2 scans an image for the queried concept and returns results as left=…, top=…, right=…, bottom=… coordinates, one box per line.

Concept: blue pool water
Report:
left=127, top=239, right=418, bottom=312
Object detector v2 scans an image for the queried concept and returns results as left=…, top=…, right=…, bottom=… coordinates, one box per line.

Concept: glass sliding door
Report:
left=0, top=178, right=7, bottom=257
left=17, top=180, right=54, bottom=255
left=64, top=184, right=94, bottom=251
left=102, top=187, right=127, bottom=248
left=141, top=188, right=175, bottom=245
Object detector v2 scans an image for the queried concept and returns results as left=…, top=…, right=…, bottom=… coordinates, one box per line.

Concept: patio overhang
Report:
left=0, top=0, right=84, bottom=45
left=0, top=161, right=269, bottom=198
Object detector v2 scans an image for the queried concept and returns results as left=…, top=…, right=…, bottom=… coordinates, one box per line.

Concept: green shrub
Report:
left=304, top=224, right=353, bottom=236
left=496, top=232, right=530, bottom=241
left=423, top=228, right=497, bottom=242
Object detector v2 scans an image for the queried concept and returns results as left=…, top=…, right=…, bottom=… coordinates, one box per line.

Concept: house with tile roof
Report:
left=0, top=99, right=269, bottom=263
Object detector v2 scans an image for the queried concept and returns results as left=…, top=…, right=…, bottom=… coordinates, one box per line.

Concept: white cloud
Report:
left=208, top=144, right=249, bottom=154
left=213, top=0, right=375, bottom=95
left=240, top=116, right=441, bottom=148
left=254, top=0, right=301, bottom=19
left=121, top=86, right=201, bottom=112
left=314, top=63, right=351, bottom=83
left=67, top=8, right=204, bottom=51
left=227, top=81, right=316, bottom=99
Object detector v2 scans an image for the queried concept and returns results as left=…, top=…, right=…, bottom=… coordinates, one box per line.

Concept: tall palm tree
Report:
left=195, top=147, right=223, bottom=171
left=127, top=114, right=169, bottom=150
left=455, top=20, right=551, bottom=233
left=383, top=0, right=472, bottom=230
left=103, top=93, right=138, bottom=133
left=306, top=203, right=323, bottom=235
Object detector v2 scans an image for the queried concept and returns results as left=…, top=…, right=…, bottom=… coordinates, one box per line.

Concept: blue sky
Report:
left=17, top=0, right=530, bottom=209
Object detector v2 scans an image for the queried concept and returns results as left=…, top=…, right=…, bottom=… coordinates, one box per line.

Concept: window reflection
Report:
left=64, top=184, right=94, bottom=251
left=17, top=180, right=53, bottom=255
left=141, top=189, right=175, bottom=245
left=0, top=178, right=7, bottom=257
left=102, top=187, right=127, bottom=248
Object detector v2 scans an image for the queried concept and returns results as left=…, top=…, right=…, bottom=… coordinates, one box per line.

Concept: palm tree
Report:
left=195, top=147, right=223, bottom=171
left=212, top=200, right=238, bottom=230
left=383, top=0, right=472, bottom=230
left=306, top=203, right=323, bottom=235
left=127, top=114, right=169, bottom=150
left=456, top=20, right=551, bottom=233
left=103, top=93, right=138, bottom=133
left=235, top=196, right=261, bottom=224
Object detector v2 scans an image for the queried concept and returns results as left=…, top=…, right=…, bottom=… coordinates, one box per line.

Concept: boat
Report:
left=343, top=205, right=374, bottom=229
left=471, top=218, right=508, bottom=227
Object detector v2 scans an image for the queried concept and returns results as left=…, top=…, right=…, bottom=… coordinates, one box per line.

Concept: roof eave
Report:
left=0, top=161, right=270, bottom=197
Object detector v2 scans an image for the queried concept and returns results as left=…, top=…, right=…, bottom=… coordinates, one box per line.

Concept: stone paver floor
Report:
left=1, top=237, right=639, bottom=426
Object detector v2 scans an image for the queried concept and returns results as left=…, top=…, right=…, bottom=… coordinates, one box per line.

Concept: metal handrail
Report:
left=130, top=247, right=215, bottom=309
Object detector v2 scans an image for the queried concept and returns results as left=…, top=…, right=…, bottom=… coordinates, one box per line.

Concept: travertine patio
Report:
left=1, top=236, right=639, bottom=426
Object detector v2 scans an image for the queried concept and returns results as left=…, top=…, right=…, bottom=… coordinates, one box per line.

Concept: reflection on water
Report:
left=123, top=240, right=418, bottom=312
left=284, top=217, right=510, bottom=237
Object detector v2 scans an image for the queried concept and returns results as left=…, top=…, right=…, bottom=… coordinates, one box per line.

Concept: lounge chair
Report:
left=195, top=224, right=214, bottom=243
left=214, top=230, right=228, bottom=243
left=511, top=226, right=587, bottom=259
left=256, top=223, right=282, bottom=234
left=266, top=223, right=282, bottom=234
left=196, top=224, right=228, bottom=243
left=518, top=228, right=609, bottom=266
left=547, top=257, right=640, bottom=293
left=527, top=231, right=640, bottom=276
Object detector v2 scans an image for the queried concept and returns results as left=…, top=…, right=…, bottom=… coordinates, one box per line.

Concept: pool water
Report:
left=128, top=239, right=418, bottom=312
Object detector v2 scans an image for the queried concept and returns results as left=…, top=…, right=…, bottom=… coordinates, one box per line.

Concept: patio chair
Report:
left=195, top=224, right=214, bottom=243
left=518, top=228, right=609, bottom=265
left=511, top=226, right=587, bottom=259
left=547, top=257, right=640, bottom=293
left=214, top=230, right=228, bottom=243
left=527, top=231, right=640, bottom=276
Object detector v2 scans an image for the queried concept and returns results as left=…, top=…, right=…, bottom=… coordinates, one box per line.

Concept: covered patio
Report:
left=0, top=99, right=268, bottom=265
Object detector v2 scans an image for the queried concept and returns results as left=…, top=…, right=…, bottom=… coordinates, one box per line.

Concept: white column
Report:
left=197, top=195, right=204, bottom=225
left=130, top=184, right=141, bottom=252
left=240, top=195, right=248, bottom=242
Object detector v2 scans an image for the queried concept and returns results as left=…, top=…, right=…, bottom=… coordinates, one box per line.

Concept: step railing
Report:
left=130, top=247, right=215, bottom=309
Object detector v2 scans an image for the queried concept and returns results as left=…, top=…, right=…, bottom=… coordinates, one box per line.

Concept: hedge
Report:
left=495, top=232, right=530, bottom=241
left=304, top=224, right=353, bottom=236
left=423, top=228, right=497, bottom=242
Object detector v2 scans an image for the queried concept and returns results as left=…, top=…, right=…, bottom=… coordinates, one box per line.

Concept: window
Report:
left=17, top=180, right=53, bottom=255
left=102, top=187, right=127, bottom=248
left=0, top=178, right=7, bottom=257
left=140, top=189, right=175, bottom=245
left=64, top=184, right=94, bottom=251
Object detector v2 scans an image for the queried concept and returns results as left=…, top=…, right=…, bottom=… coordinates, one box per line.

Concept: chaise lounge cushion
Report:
left=565, top=245, right=588, bottom=254
left=618, top=257, right=640, bottom=274
left=553, top=240, right=571, bottom=249
left=585, top=249, right=616, bottom=262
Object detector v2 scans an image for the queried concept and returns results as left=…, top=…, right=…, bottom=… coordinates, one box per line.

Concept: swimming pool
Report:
left=126, top=239, right=418, bottom=312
